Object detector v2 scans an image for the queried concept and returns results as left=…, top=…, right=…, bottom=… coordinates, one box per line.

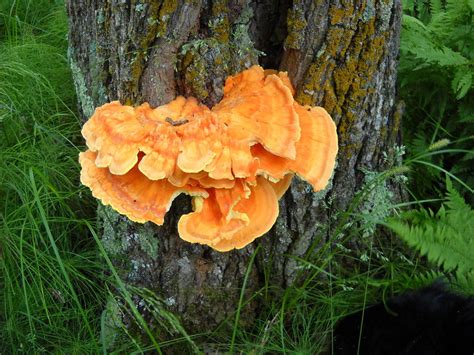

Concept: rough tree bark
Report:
left=67, top=0, right=402, bottom=334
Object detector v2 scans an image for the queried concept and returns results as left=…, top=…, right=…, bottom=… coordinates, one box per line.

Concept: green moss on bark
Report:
left=297, top=5, right=388, bottom=155
left=126, top=1, right=174, bottom=103
left=210, top=0, right=230, bottom=42
left=285, top=1, right=307, bottom=50
left=178, top=2, right=261, bottom=103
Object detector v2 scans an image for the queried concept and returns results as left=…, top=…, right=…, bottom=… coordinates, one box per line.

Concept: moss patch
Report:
left=297, top=2, right=389, bottom=155
left=210, top=0, right=230, bottom=42
left=178, top=2, right=261, bottom=103
left=285, top=1, right=307, bottom=50
left=99, top=205, right=159, bottom=260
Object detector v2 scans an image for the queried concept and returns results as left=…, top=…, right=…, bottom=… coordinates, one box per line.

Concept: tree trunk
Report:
left=67, top=0, right=402, bottom=334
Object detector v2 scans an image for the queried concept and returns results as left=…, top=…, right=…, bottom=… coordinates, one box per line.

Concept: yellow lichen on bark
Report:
left=298, top=11, right=388, bottom=152
left=210, top=0, right=231, bottom=42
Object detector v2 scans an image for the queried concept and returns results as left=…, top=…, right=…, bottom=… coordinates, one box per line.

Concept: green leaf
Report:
left=430, top=0, right=444, bottom=15
left=386, top=185, right=474, bottom=282
left=401, top=15, right=469, bottom=68
left=468, top=0, right=474, bottom=11
left=452, top=69, right=472, bottom=99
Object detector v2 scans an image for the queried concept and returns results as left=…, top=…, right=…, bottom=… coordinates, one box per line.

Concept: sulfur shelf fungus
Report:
left=251, top=105, right=338, bottom=191
left=79, top=150, right=208, bottom=225
left=213, top=65, right=300, bottom=160
left=79, top=65, right=338, bottom=252
left=178, top=177, right=279, bottom=252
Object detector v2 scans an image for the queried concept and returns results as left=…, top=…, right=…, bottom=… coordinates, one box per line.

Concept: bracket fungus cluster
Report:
left=79, top=66, right=338, bottom=252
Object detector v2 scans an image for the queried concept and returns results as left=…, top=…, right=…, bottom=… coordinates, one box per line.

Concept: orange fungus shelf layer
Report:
left=79, top=65, right=338, bottom=252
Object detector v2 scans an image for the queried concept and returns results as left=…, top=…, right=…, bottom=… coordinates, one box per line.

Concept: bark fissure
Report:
left=249, top=0, right=291, bottom=69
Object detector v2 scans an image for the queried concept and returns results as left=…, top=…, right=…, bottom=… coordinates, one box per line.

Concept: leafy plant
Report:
left=386, top=180, right=474, bottom=292
left=402, top=0, right=472, bottom=99
left=399, top=0, right=474, bottom=202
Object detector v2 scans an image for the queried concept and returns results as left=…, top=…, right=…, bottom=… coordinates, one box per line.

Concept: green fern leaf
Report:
left=429, top=0, right=444, bottom=15
left=452, top=68, right=472, bottom=99
left=403, top=0, right=416, bottom=14
left=401, top=270, right=445, bottom=289
left=386, top=185, right=474, bottom=277
left=401, top=15, right=469, bottom=68
left=446, top=0, right=470, bottom=11
left=456, top=270, right=474, bottom=293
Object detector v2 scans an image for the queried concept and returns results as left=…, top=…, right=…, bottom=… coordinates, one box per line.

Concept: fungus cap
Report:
left=82, top=102, right=148, bottom=175
left=213, top=65, right=301, bottom=160
left=79, top=150, right=208, bottom=225
left=253, top=104, right=338, bottom=191
left=178, top=177, right=278, bottom=251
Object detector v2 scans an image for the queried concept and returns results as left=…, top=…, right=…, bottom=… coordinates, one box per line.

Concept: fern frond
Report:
left=402, top=0, right=416, bottom=15
left=452, top=68, right=473, bottom=99
left=446, top=0, right=470, bottom=12
left=399, top=0, right=474, bottom=204
left=430, top=0, right=473, bottom=46
left=429, top=0, right=444, bottom=15
left=468, top=0, right=474, bottom=11
left=455, top=270, right=474, bottom=293
left=403, top=270, right=445, bottom=287
left=401, top=15, right=469, bottom=68
left=386, top=185, right=474, bottom=278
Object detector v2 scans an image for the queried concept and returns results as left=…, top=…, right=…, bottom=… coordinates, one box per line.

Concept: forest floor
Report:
left=0, top=0, right=472, bottom=353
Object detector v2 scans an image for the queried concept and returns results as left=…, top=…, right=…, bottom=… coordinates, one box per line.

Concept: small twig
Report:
left=165, top=117, right=189, bottom=126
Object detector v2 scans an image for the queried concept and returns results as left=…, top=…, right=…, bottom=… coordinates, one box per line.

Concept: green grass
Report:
left=0, top=0, right=472, bottom=353
left=0, top=3, right=213, bottom=352
left=0, top=0, right=104, bottom=352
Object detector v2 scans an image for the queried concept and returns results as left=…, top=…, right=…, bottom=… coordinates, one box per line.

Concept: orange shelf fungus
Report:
left=178, top=177, right=278, bottom=252
left=79, top=65, right=338, bottom=252
left=79, top=150, right=208, bottom=225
